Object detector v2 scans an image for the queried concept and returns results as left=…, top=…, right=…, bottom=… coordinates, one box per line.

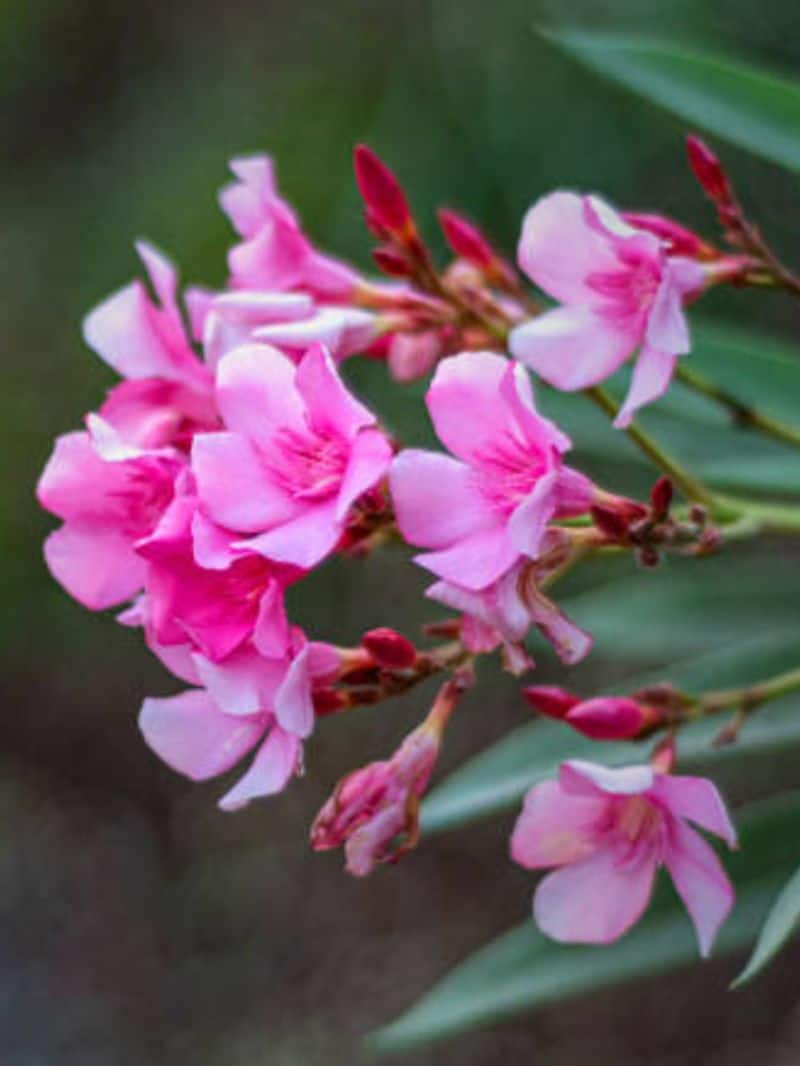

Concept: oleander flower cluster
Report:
left=42, top=137, right=788, bottom=960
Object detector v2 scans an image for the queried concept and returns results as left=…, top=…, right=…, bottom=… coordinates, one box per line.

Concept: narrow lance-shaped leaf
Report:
left=733, top=863, right=800, bottom=987
left=541, top=29, right=800, bottom=174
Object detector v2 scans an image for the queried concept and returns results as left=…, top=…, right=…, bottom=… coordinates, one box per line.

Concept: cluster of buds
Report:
left=591, top=477, right=720, bottom=565
left=523, top=682, right=691, bottom=741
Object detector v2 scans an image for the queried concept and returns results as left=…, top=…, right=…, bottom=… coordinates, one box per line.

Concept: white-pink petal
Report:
left=218, top=727, right=300, bottom=811
left=664, top=819, right=735, bottom=957
left=390, top=450, right=495, bottom=549
left=614, top=345, right=677, bottom=429
left=510, top=779, right=605, bottom=869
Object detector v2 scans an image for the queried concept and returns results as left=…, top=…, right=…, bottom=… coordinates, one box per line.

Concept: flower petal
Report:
left=44, top=524, right=145, bottom=610
left=652, top=775, right=738, bottom=847
left=534, top=843, right=658, bottom=945
left=335, top=428, right=393, bottom=522
left=139, top=689, right=263, bottom=780
left=294, top=343, right=376, bottom=440
left=426, top=351, right=517, bottom=464
left=390, top=450, right=495, bottom=549
left=215, top=344, right=304, bottom=445
left=218, top=727, right=300, bottom=811
left=664, top=820, right=735, bottom=957
left=274, top=645, right=315, bottom=738
left=509, top=305, right=637, bottom=391
left=510, top=779, right=606, bottom=869
left=414, top=526, right=519, bottom=591
left=508, top=471, right=558, bottom=558
left=238, top=499, right=341, bottom=569
left=560, top=760, right=654, bottom=797
left=614, top=345, right=677, bottom=429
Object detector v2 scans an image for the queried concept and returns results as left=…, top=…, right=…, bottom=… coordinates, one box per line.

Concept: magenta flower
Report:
left=389, top=351, right=594, bottom=591
left=136, top=491, right=301, bottom=663
left=192, top=342, right=393, bottom=569
left=37, top=418, right=183, bottom=610
left=83, top=242, right=218, bottom=448
left=221, top=155, right=359, bottom=299
left=511, top=760, right=737, bottom=955
left=509, top=193, right=707, bottom=427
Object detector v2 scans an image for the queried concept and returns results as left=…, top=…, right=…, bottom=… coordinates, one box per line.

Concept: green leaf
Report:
left=733, top=862, right=800, bottom=986
left=541, top=30, right=800, bottom=173
left=372, top=793, right=800, bottom=1052
left=423, top=632, right=800, bottom=835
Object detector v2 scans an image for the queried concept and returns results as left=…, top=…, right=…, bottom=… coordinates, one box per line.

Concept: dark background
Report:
left=5, top=1, right=800, bottom=1063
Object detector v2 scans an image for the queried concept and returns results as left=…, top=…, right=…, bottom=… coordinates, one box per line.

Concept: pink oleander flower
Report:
left=511, top=760, right=737, bottom=955
left=508, top=193, right=708, bottom=427
left=427, top=547, right=592, bottom=673
left=192, top=342, right=393, bottom=569
left=136, top=490, right=302, bottom=663
left=310, top=680, right=456, bottom=875
left=390, top=351, right=594, bottom=592
left=83, top=242, right=218, bottom=449
left=221, top=155, right=359, bottom=299
left=37, top=416, right=183, bottom=610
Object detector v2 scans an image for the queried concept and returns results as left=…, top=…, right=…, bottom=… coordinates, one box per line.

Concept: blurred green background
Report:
left=5, top=1, right=800, bottom=1063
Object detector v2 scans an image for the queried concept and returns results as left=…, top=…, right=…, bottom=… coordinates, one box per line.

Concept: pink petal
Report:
left=389, top=450, right=495, bottom=549
left=509, top=305, right=638, bottom=391
left=139, top=689, right=263, bottom=780
left=614, top=345, right=677, bottom=429
left=534, top=842, right=658, bottom=945
left=227, top=218, right=309, bottom=291
left=426, top=351, right=515, bottom=465
left=499, top=361, right=571, bottom=454
left=294, top=343, right=375, bottom=440
left=508, top=471, right=558, bottom=558
left=560, top=760, right=654, bottom=798
left=219, top=155, right=279, bottom=237
left=215, top=344, right=304, bottom=445
left=651, top=775, right=738, bottom=847
left=192, top=431, right=298, bottom=532
left=238, top=499, right=341, bottom=568
left=184, top=285, right=215, bottom=342
left=414, top=526, right=519, bottom=591
left=645, top=276, right=691, bottom=355
left=517, top=191, right=622, bottom=304
left=83, top=282, right=174, bottom=380
left=44, top=524, right=146, bottom=610
left=212, top=289, right=313, bottom=324
left=335, top=428, right=393, bottom=521
left=193, top=646, right=287, bottom=717
left=254, top=308, right=376, bottom=362
left=252, top=581, right=292, bottom=658
left=135, top=240, right=179, bottom=316
left=218, top=727, right=300, bottom=811
left=510, top=779, right=606, bottom=869
left=664, top=820, right=734, bottom=956
left=274, top=645, right=315, bottom=738
left=525, top=588, right=593, bottom=665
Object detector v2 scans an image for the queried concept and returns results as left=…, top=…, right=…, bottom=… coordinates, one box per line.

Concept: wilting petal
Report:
left=652, top=775, right=738, bottom=847
left=44, top=525, right=146, bottom=610
left=218, top=727, right=300, bottom=811
left=517, top=191, right=622, bottom=304
left=614, top=345, right=677, bottom=429
left=510, top=779, right=606, bottom=869
left=390, top=450, right=495, bottom=549
left=664, top=819, right=734, bottom=956
left=192, top=431, right=297, bottom=532
left=509, top=305, right=637, bottom=390
left=534, top=842, right=658, bottom=945
left=139, top=689, right=263, bottom=780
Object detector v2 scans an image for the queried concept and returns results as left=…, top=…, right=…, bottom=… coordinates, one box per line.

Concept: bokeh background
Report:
left=5, top=1, right=800, bottom=1063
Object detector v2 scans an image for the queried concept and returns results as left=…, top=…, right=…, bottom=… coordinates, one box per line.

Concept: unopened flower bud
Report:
left=362, top=627, right=417, bottom=669
left=354, top=144, right=413, bottom=238
left=522, top=685, right=579, bottom=720
left=388, top=330, right=442, bottom=382
left=372, top=245, right=412, bottom=277
left=591, top=504, right=630, bottom=542
left=438, top=207, right=496, bottom=271
left=565, top=697, right=654, bottom=740
left=650, top=476, right=673, bottom=518
left=686, top=135, right=733, bottom=205
left=313, top=687, right=350, bottom=717
left=623, top=212, right=716, bottom=260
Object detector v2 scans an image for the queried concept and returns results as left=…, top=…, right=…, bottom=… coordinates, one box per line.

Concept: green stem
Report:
left=717, top=495, right=800, bottom=536
left=585, top=386, right=718, bottom=509
left=675, top=364, right=800, bottom=451
left=698, top=665, right=800, bottom=717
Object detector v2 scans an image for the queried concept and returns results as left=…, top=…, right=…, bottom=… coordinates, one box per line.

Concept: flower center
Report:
left=266, top=426, right=348, bottom=500
left=472, top=432, right=548, bottom=514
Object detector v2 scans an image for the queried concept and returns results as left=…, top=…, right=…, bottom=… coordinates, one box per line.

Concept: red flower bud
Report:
left=650, top=476, right=673, bottom=518
left=354, top=144, right=412, bottom=237
left=372, top=245, right=412, bottom=277
left=362, top=627, right=417, bottom=670
left=438, top=208, right=495, bottom=270
left=313, top=687, right=350, bottom=717
left=522, top=685, right=579, bottom=720
left=591, top=504, right=630, bottom=542
left=686, top=135, right=733, bottom=205
left=622, top=212, right=715, bottom=260
left=565, top=697, right=650, bottom=740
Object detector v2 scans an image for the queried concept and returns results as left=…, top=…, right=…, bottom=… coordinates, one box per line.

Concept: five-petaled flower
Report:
left=509, top=192, right=707, bottom=427
left=511, top=759, right=737, bottom=955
